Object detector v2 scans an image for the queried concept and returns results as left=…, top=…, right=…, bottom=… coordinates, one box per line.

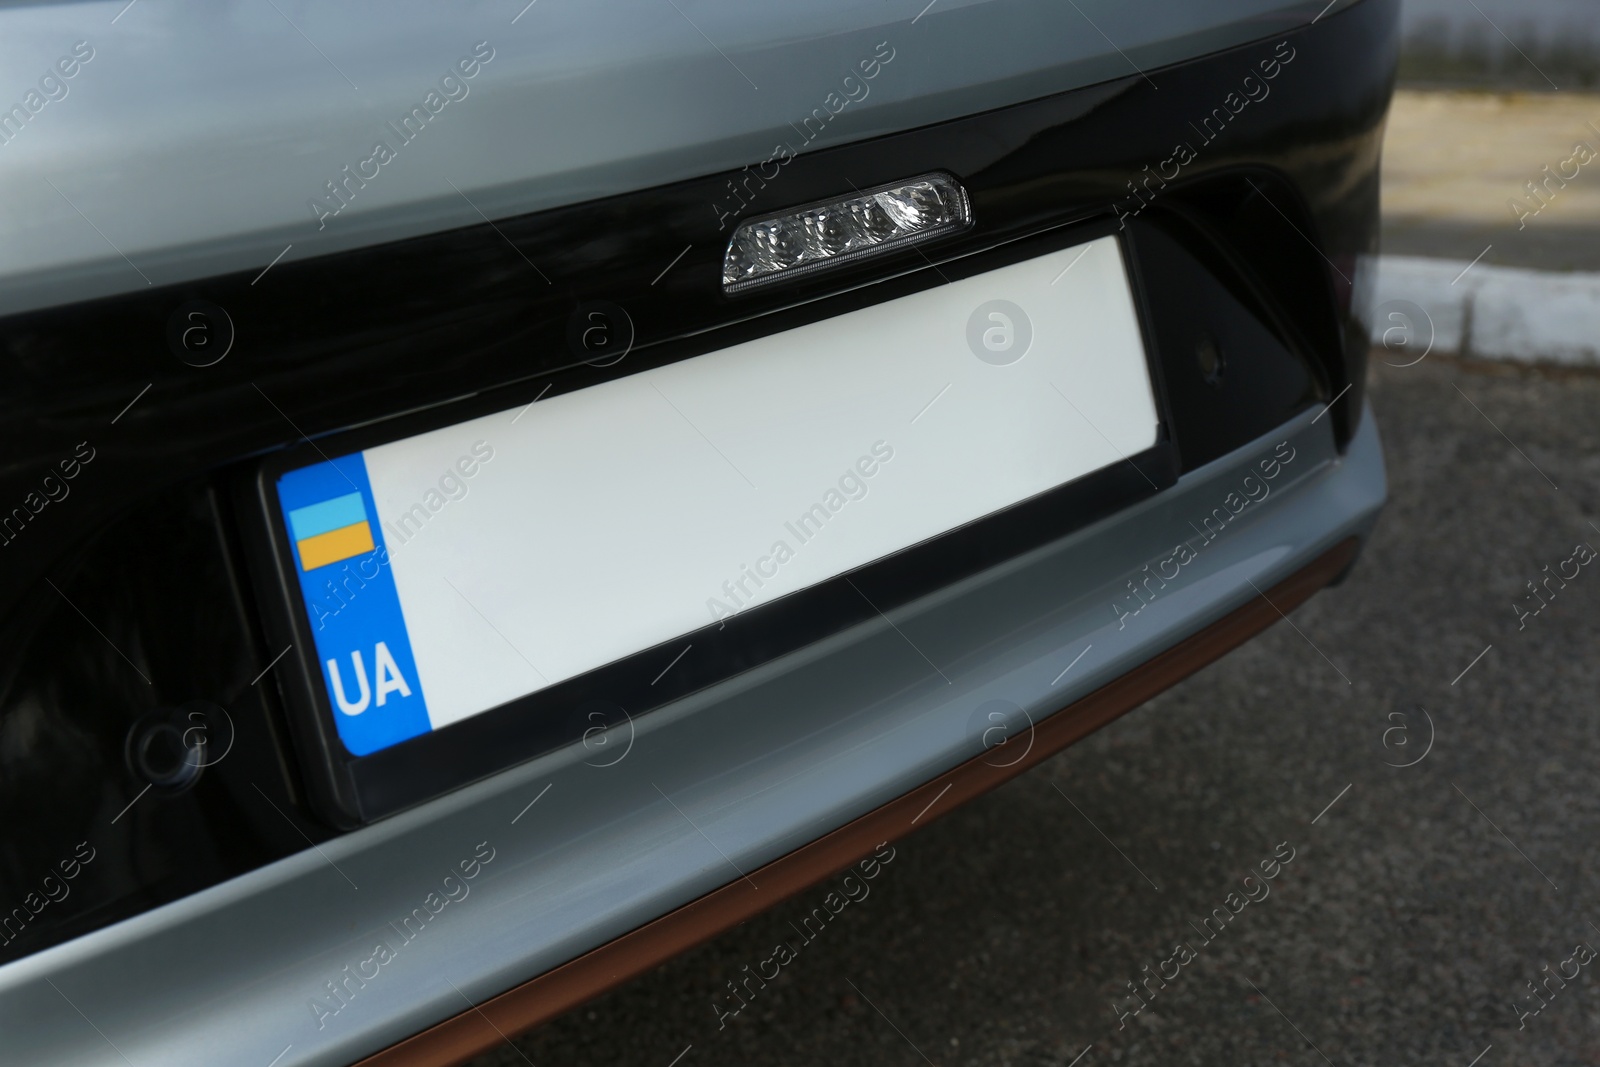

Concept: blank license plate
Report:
left=272, top=234, right=1158, bottom=756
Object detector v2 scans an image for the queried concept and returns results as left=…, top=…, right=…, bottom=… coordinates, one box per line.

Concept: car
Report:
left=0, top=1, right=1396, bottom=1064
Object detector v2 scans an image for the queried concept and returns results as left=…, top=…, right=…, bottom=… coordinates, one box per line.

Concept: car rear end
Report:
left=0, top=2, right=1395, bottom=1064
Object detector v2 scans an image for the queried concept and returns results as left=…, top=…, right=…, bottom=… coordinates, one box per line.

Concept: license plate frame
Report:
left=243, top=219, right=1177, bottom=827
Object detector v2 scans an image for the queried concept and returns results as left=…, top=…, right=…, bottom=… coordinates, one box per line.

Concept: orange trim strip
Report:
left=354, top=538, right=1358, bottom=1067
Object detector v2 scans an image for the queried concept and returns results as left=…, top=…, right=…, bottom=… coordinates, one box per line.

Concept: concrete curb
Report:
left=1370, top=255, right=1600, bottom=367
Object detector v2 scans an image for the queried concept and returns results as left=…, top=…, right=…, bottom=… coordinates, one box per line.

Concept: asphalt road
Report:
left=469, top=354, right=1600, bottom=1067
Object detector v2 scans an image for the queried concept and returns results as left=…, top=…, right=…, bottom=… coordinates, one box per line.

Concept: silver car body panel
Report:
left=0, top=402, right=1385, bottom=1067
left=0, top=0, right=1326, bottom=316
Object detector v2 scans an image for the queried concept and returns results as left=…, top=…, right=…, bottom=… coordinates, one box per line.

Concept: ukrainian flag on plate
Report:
left=275, top=457, right=432, bottom=756
left=287, top=491, right=375, bottom=571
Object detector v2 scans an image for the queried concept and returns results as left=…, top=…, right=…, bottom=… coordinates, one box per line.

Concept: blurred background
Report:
left=1400, top=0, right=1597, bottom=89
left=1381, top=0, right=1600, bottom=361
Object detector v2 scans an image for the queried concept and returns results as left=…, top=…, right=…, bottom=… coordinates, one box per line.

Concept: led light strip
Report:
left=721, top=173, right=972, bottom=293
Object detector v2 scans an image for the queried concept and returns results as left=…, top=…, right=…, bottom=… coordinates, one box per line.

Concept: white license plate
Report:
left=273, top=235, right=1158, bottom=755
